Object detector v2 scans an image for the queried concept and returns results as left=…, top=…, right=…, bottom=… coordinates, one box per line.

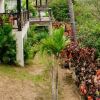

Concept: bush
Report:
left=60, top=46, right=99, bottom=100
left=50, top=0, right=69, bottom=21
left=0, top=24, right=16, bottom=64
left=75, top=1, right=100, bottom=58
left=24, top=25, right=49, bottom=61
left=40, top=28, right=69, bottom=56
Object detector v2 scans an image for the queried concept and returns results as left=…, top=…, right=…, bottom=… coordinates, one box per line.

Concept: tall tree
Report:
left=68, top=0, right=76, bottom=42
left=40, top=28, right=68, bottom=100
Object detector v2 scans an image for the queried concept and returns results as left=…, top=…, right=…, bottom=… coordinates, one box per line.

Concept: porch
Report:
left=0, top=0, right=29, bottom=66
left=0, top=0, right=53, bottom=67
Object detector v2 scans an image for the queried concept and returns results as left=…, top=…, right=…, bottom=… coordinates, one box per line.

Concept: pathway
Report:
left=59, top=67, right=81, bottom=100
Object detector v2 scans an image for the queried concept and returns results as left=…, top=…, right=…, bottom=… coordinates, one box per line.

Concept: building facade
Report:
left=0, top=0, right=4, bottom=13
left=0, top=0, right=30, bottom=67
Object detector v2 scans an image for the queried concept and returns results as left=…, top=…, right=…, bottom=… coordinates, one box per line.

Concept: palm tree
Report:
left=40, top=28, right=69, bottom=100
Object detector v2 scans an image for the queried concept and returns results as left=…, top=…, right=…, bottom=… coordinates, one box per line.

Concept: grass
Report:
left=0, top=64, right=45, bottom=83
left=0, top=54, right=50, bottom=83
left=0, top=54, right=52, bottom=100
left=0, top=54, right=52, bottom=84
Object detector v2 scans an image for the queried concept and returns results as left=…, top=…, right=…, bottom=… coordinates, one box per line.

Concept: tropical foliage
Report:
left=24, top=25, right=49, bottom=62
left=49, top=0, right=69, bottom=21
left=40, top=28, right=69, bottom=100
left=0, top=24, right=16, bottom=64
left=75, top=0, right=100, bottom=57
left=40, top=28, right=69, bottom=56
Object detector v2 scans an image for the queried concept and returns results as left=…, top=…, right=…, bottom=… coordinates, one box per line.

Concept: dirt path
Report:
left=0, top=54, right=82, bottom=100
left=0, top=75, right=51, bottom=100
left=0, top=55, right=51, bottom=100
left=59, top=67, right=81, bottom=100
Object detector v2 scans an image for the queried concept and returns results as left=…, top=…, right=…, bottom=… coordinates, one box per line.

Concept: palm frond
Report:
left=40, top=28, right=70, bottom=56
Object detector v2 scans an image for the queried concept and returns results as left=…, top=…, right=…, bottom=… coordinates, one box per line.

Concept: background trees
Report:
left=86, top=0, right=100, bottom=20
left=49, top=0, right=69, bottom=21
left=74, top=0, right=100, bottom=57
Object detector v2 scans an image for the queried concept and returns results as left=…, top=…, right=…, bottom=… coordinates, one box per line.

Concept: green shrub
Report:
left=40, top=28, right=69, bottom=56
left=34, top=26, right=48, bottom=33
left=24, top=25, right=49, bottom=61
left=50, top=0, right=69, bottom=21
left=0, top=24, right=16, bottom=64
left=75, top=1, right=100, bottom=58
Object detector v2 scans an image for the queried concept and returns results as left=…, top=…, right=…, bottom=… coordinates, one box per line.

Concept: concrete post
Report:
left=24, top=32, right=27, bottom=40
left=49, top=22, right=52, bottom=35
left=16, top=31, right=24, bottom=67
left=15, top=21, right=29, bottom=67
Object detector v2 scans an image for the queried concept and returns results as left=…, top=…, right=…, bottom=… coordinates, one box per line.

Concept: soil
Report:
left=0, top=56, right=81, bottom=100
left=59, top=67, right=82, bottom=100
left=0, top=76, right=36, bottom=100
left=0, top=55, right=51, bottom=100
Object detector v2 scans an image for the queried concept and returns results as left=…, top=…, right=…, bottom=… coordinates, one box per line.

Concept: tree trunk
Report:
left=55, top=62, right=58, bottom=100
left=52, top=66, right=56, bottom=100
left=68, top=0, right=76, bottom=42
left=52, top=55, right=58, bottom=100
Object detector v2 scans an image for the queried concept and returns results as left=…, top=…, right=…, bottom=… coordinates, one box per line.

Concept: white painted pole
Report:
left=16, top=32, right=24, bottom=67
left=15, top=22, right=29, bottom=67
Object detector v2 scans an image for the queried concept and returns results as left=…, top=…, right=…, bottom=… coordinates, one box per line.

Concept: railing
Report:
left=21, top=10, right=29, bottom=27
left=0, top=10, right=29, bottom=31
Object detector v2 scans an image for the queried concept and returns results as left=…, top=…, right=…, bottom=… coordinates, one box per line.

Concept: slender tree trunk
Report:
left=52, top=55, right=58, bottom=100
left=68, top=0, right=76, bottom=42
left=55, top=60, right=58, bottom=100
left=52, top=55, right=56, bottom=100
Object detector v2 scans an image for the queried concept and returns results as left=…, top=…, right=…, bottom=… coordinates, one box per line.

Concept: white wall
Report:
left=0, top=0, right=4, bottom=13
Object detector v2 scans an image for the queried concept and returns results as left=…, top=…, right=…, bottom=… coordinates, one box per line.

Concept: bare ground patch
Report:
left=59, top=68, right=81, bottom=100
left=0, top=55, right=51, bottom=100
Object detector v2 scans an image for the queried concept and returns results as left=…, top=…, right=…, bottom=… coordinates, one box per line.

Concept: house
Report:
left=0, top=0, right=29, bottom=67
left=0, top=0, right=52, bottom=67
left=30, top=0, right=53, bottom=35
left=0, top=0, right=4, bottom=13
